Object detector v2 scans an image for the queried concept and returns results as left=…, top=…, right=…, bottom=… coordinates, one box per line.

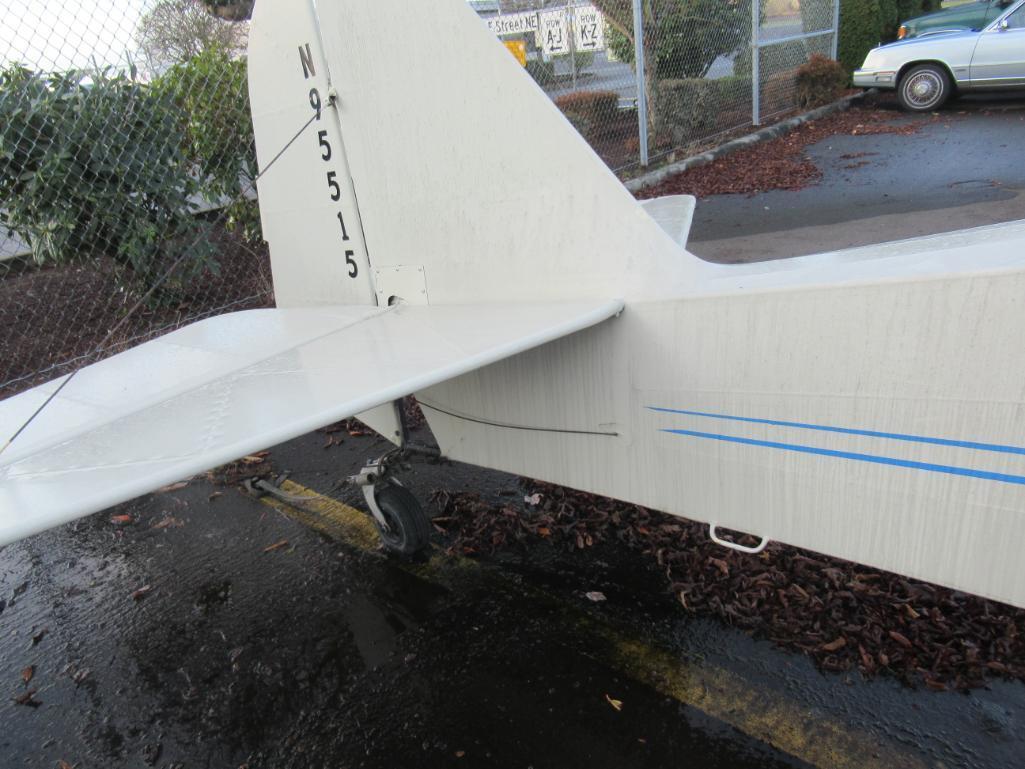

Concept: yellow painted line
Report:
left=605, top=634, right=927, bottom=769
left=257, top=479, right=380, bottom=551
left=256, top=480, right=929, bottom=769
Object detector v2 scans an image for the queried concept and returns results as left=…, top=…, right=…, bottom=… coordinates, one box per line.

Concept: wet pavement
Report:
left=5, top=94, right=1025, bottom=769
left=690, top=91, right=1025, bottom=262
left=3, top=426, right=1025, bottom=769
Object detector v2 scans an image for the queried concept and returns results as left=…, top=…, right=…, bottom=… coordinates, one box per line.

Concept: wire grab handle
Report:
left=709, top=524, right=770, bottom=555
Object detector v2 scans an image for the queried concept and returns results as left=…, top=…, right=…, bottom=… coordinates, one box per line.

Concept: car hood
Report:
left=876, top=28, right=979, bottom=51
left=904, top=0, right=991, bottom=30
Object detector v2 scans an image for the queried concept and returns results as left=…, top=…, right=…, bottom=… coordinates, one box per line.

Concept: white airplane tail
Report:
left=248, top=0, right=697, bottom=310
left=4, top=0, right=1025, bottom=611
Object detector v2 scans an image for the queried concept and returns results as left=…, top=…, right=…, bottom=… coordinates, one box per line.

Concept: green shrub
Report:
left=879, top=0, right=900, bottom=40
left=881, top=0, right=943, bottom=39
left=607, top=0, right=751, bottom=80
left=152, top=46, right=259, bottom=242
left=838, top=0, right=883, bottom=74
left=554, top=90, right=620, bottom=140
left=527, top=59, right=555, bottom=87
left=0, top=65, right=215, bottom=291
left=795, top=53, right=848, bottom=108
left=656, top=76, right=751, bottom=143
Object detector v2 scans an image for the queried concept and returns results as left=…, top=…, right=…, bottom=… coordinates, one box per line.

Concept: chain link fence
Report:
left=483, top=0, right=839, bottom=171
left=1, top=0, right=839, bottom=401
left=0, top=0, right=270, bottom=400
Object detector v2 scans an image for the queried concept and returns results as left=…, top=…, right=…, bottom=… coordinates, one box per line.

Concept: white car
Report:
left=854, top=0, right=1025, bottom=111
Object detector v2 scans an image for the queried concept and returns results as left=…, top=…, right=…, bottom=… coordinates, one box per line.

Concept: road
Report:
left=689, top=92, right=1025, bottom=263
left=3, top=94, right=1025, bottom=769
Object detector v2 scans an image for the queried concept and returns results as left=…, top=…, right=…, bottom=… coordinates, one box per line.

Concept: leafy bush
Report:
left=527, top=59, right=555, bottom=88
left=606, top=0, right=751, bottom=80
left=152, top=46, right=260, bottom=242
left=879, top=0, right=901, bottom=40
left=554, top=90, right=620, bottom=140
left=838, top=0, right=883, bottom=74
left=656, top=75, right=751, bottom=144
left=0, top=65, right=215, bottom=291
left=795, top=54, right=848, bottom=108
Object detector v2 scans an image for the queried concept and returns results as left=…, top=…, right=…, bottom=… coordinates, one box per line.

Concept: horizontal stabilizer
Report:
left=0, top=300, right=622, bottom=546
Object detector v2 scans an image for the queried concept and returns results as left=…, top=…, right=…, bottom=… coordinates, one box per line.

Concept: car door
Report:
left=970, top=1, right=1025, bottom=86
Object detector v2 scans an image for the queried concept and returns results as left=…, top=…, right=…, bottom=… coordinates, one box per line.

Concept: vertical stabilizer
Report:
left=248, top=0, right=375, bottom=307
left=313, top=0, right=700, bottom=304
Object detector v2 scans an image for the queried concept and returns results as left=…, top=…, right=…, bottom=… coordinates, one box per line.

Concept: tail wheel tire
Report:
left=373, top=484, right=430, bottom=556
left=897, top=64, right=950, bottom=112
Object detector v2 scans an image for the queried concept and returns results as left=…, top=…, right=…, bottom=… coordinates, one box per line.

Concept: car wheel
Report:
left=897, top=64, right=950, bottom=112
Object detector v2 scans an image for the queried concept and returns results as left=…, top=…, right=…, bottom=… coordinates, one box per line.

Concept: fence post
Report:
left=632, top=0, right=649, bottom=167
left=831, top=0, right=841, bottom=59
left=751, top=0, right=761, bottom=126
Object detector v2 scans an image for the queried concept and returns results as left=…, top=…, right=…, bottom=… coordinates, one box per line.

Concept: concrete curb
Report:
left=625, top=90, right=873, bottom=194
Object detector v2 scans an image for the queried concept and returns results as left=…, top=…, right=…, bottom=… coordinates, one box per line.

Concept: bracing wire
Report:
left=0, top=106, right=327, bottom=459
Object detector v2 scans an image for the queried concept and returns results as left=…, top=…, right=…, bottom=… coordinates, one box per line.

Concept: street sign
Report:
left=574, top=6, right=605, bottom=52
left=486, top=11, right=539, bottom=37
left=539, top=10, right=570, bottom=56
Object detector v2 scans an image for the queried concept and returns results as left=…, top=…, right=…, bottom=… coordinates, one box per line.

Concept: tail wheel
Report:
left=897, top=64, right=950, bottom=112
left=373, top=484, right=430, bottom=556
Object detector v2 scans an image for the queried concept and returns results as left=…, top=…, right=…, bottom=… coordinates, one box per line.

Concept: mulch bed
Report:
left=636, top=95, right=937, bottom=200
left=0, top=224, right=273, bottom=399
left=432, top=481, right=1025, bottom=691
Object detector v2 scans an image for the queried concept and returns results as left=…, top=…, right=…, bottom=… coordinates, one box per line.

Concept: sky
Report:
left=1, top=0, right=148, bottom=72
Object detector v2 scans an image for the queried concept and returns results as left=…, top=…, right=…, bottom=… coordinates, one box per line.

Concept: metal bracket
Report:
left=243, top=474, right=322, bottom=505
left=709, top=524, right=770, bottom=555
left=348, top=456, right=395, bottom=531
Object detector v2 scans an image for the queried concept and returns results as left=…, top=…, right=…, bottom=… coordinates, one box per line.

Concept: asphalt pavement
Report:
left=3, top=93, right=1025, bottom=769
left=689, top=91, right=1025, bottom=263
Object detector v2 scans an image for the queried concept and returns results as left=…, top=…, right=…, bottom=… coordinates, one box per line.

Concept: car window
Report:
left=1005, top=6, right=1025, bottom=28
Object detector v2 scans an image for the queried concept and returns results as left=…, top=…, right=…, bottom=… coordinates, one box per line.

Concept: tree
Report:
left=136, top=0, right=247, bottom=73
left=596, top=0, right=751, bottom=134
left=200, top=0, right=253, bottom=21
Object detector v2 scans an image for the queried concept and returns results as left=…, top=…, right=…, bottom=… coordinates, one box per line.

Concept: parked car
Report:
left=898, top=0, right=1016, bottom=39
left=854, top=0, right=1025, bottom=111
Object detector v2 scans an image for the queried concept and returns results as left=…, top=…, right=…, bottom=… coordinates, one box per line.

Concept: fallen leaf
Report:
left=131, top=585, right=153, bottom=601
left=109, top=514, right=133, bottom=526
left=888, top=630, right=913, bottom=649
left=12, top=689, right=40, bottom=707
left=21, top=665, right=34, bottom=685
left=708, top=557, right=730, bottom=577
left=58, top=761, right=73, bottom=769
left=241, top=452, right=269, bottom=465
left=151, top=517, right=184, bottom=530
left=455, top=751, right=466, bottom=758
left=820, top=637, right=846, bottom=653
left=263, top=540, right=289, bottom=553
left=156, top=481, right=189, bottom=493
left=537, top=526, right=551, bottom=537
left=605, top=693, right=623, bottom=712
left=208, top=492, right=223, bottom=501
left=585, top=591, right=607, bottom=603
